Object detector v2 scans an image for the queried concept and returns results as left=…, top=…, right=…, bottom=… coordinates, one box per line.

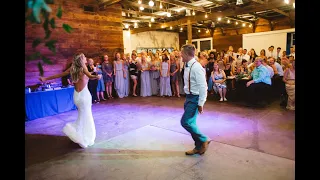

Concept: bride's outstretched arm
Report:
left=82, top=66, right=101, bottom=80
left=39, top=68, right=71, bottom=82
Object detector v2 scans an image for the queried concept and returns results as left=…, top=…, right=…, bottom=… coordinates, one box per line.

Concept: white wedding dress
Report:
left=62, top=84, right=96, bottom=148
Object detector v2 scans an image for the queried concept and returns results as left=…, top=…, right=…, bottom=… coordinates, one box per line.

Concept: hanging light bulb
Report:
left=170, top=26, right=172, bottom=30
left=149, top=23, right=151, bottom=27
left=151, top=17, right=155, bottom=22
left=284, top=0, right=289, bottom=4
left=139, top=6, right=144, bottom=11
left=134, top=22, right=138, bottom=28
left=227, top=19, right=230, bottom=23
left=177, top=8, right=181, bottom=12
left=198, top=29, right=200, bottom=32
left=249, top=24, right=252, bottom=28
left=205, top=13, right=208, bottom=18
left=125, top=24, right=129, bottom=29
left=242, top=23, right=246, bottom=27
left=236, top=0, right=243, bottom=5
left=206, top=29, right=209, bottom=33
left=180, top=27, right=183, bottom=31
left=192, top=10, right=195, bottom=16
left=293, top=2, right=295, bottom=8
left=218, top=17, right=222, bottom=21
left=148, top=0, right=154, bottom=7
left=235, top=21, right=238, bottom=25
left=160, top=2, right=163, bottom=9
left=167, top=12, right=171, bottom=17
left=138, top=0, right=142, bottom=4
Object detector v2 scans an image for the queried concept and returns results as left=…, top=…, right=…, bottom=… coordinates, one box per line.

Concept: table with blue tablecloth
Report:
left=25, top=87, right=77, bottom=121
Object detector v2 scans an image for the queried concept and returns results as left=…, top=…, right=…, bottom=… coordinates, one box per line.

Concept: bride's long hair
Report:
left=70, top=53, right=85, bottom=83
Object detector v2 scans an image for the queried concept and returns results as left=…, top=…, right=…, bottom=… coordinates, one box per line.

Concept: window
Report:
left=192, top=41, right=198, bottom=49
left=200, top=40, right=211, bottom=51
left=186, top=38, right=212, bottom=52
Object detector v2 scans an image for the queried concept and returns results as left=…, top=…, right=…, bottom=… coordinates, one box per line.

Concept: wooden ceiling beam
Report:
left=98, top=0, right=122, bottom=9
left=121, top=0, right=163, bottom=12
left=251, top=0, right=290, bottom=17
left=131, top=0, right=286, bottom=34
left=122, top=9, right=164, bottom=18
left=248, top=12, right=273, bottom=21
left=155, top=0, right=206, bottom=12
left=227, top=16, right=252, bottom=23
left=271, top=8, right=289, bottom=16
left=122, top=17, right=157, bottom=23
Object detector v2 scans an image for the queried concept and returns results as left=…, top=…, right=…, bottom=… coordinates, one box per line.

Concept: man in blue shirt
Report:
left=181, top=44, right=211, bottom=155
left=246, top=57, right=272, bottom=106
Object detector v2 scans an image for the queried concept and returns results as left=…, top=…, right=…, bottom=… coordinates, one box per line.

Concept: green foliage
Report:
left=26, top=1, right=73, bottom=75
left=62, top=24, right=73, bottom=33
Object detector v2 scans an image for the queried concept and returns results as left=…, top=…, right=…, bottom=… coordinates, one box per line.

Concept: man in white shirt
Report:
left=181, top=44, right=210, bottom=156
left=289, top=46, right=295, bottom=59
left=262, top=58, right=274, bottom=78
left=276, top=47, right=282, bottom=59
left=243, top=49, right=250, bottom=62
left=266, top=46, right=277, bottom=59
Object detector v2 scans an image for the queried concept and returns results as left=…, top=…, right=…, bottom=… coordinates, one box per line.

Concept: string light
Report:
left=160, top=2, right=163, bottom=9
left=205, top=13, right=208, bottom=18
left=227, top=19, right=230, bottom=23
left=170, top=26, right=173, bottom=29
left=149, top=23, right=151, bottom=27
left=138, top=0, right=142, bottom=4
left=148, top=0, right=154, bottom=7
left=206, top=29, right=209, bottom=33
left=249, top=24, right=252, bottom=27
left=151, top=17, right=155, bottom=22
left=284, top=0, right=289, bottom=4
left=198, top=29, right=200, bottom=32
left=192, top=10, right=195, bottom=16
left=217, top=17, right=221, bottom=21
left=235, top=22, right=238, bottom=25
left=134, top=22, right=138, bottom=28
left=180, top=27, right=183, bottom=31
left=125, top=24, right=129, bottom=29
left=139, top=6, right=144, bottom=11
left=167, top=12, right=171, bottom=17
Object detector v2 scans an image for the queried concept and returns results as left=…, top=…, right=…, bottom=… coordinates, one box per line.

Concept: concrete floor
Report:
left=25, top=96, right=295, bottom=180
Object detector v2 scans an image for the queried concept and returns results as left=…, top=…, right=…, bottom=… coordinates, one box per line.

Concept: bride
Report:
left=39, top=53, right=101, bottom=148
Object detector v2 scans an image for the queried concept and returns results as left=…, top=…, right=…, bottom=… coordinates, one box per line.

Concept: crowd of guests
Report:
left=65, top=45, right=295, bottom=110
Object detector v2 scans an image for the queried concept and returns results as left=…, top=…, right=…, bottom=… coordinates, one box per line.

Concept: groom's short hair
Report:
left=181, top=44, right=195, bottom=57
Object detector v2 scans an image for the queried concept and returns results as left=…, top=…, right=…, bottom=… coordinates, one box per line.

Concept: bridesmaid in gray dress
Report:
left=149, top=53, right=161, bottom=96
left=101, top=54, right=114, bottom=99
left=113, top=52, right=126, bottom=98
left=123, top=53, right=130, bottom=97
left=139, top=55, right=152, bottom=97
left=160, top=54, right=172, bottom=97
left=170, top=54, right=180, bottom=97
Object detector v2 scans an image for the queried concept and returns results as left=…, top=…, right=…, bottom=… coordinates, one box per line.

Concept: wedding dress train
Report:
left=62, top=85, right=96, bottom=148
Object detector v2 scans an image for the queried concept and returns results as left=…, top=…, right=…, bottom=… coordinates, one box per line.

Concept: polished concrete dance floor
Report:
left=25, top=96, right=295, bottom=180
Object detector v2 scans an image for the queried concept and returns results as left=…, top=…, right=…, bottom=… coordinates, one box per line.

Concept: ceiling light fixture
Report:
left=148, top=0, right=154, bottom=7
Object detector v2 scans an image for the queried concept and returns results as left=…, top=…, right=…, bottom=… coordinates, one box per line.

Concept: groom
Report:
left=180, top=44, right=210, bottom=155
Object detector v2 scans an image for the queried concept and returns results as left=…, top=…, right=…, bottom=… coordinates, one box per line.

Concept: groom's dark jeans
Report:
left=88, top=79, right=98, bottom=102
left=180, top=94, right=208, bottom=150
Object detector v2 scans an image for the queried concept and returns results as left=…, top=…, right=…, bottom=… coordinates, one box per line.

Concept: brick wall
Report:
left=25, top=0, right=123, bottom=86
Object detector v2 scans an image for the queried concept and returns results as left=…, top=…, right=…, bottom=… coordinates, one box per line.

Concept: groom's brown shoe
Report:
left=199, top=140, right=211, bottom=155
left=185, top=149, right=200, bottom=155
